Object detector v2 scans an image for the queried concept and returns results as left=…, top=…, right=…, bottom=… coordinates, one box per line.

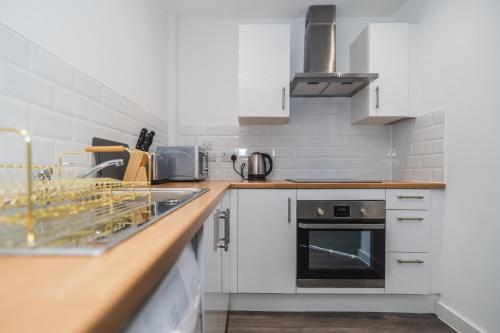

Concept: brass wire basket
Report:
left=0, top=127, right=152, bottom=251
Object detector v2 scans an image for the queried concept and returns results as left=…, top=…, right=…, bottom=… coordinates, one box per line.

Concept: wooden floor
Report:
left=227, top=312, right=455, bottom=333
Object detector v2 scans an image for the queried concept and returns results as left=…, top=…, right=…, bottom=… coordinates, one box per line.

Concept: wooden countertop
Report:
left=0, top=180, right=444, bottom=333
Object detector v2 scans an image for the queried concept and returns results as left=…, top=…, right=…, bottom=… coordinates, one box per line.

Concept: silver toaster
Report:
left=153, top=146, right=208, bottom=182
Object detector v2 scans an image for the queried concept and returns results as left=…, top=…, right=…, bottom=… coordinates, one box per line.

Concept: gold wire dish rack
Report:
left=0, top=127, right=152, bottom=254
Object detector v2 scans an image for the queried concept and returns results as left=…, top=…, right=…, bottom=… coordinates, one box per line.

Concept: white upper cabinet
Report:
left=350, top=23, right=414, bottom=124
left=238, top=24, right=291, bottom=125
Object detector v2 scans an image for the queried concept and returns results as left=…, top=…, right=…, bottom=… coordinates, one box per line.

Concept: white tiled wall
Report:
left=178, top=98, right=393, bottom=180
left=0, top=23, right=168, bottom=168
left=392, top=109, right=445, bottom=182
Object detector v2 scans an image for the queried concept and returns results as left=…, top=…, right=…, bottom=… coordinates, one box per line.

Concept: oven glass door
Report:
left=297, top=223, right=385, bottom=281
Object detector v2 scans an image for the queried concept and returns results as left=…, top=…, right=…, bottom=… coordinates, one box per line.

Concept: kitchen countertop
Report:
left=0, top=180, right=445, bottom=333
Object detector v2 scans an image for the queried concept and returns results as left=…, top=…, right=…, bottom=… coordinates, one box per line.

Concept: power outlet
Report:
left=208, top=152, right=217, bottom=162
left=221, top=153, right=233, bottom=162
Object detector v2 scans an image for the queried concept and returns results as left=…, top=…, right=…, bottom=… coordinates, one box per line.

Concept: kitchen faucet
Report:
left=77, top=159, right=124, bottom=179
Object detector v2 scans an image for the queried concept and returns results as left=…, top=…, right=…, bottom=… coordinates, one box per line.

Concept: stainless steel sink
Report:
left=0, top=187, right=209, bottom=256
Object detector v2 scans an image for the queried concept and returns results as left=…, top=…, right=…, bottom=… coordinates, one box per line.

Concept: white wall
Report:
left=0, top=0, right=170, bottom=118
left=176, top=16, right=388, bottom=126
left=394, top=1, right=500, bottom=332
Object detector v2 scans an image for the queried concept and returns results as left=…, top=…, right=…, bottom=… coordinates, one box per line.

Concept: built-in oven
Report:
left=297, top=200, right=386, bottom=288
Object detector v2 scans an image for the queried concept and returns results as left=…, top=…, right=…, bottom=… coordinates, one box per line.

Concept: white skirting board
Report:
left=435, top=300, right=482, bottom=333
left=230, top=294, right=437, bottom=313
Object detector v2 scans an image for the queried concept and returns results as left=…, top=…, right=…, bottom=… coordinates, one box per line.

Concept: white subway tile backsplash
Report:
left=412, top=142, right=433, bottom=155
left=30, top=45, right=73, bottom=88
left=432, top=108, right=445, bottom=125
left=103, top=87, right=140, bottom=118
left=74, top=70, right=103, bottom=102
left=0, top=95, right=29, bottom=128
left=89, top=102, right=114, bottom=127
left=30, top=106, right=74, bottom=140
left=421, top=154, right=443, bottom=168
left=422, top=124, right=444, bottom=141
left=432, top=140, right=444, bottom=154
left=113, top=113, right=137, bottom=135
left=0, top=25, right=29, bottom=68
left=73, top=120, right=104, bottom=144
left=180, top=99, right=394, bottom=180
left=0, top=61, right=53, bottom=108
left=54, top=86, right=90, bottom=120
left=0, top=22, right=168, bottom=168
left=391, top=109, right=445, bottom=182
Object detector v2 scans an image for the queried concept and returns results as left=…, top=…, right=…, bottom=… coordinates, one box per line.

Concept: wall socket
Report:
left=221, top=153, right=233, bottom=162
left=207, top=152, right=217, bottom=162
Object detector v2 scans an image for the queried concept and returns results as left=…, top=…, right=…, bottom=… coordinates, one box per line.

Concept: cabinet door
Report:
left=238, top=24, right=290, bottom=124
left=350, top=23, right=410, bottom=124
left=237, top=189, right=296, bottom=293
left=201, top=204, right=223, bottom=293
left=200, top=204, right=225, bottom=333
left=368, top=23, right=409, bottom=119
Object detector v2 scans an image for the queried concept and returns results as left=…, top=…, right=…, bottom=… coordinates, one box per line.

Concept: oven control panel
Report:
left=297, top=200, right=386, bottom=220
left=333, top=205, right=350, bottom=217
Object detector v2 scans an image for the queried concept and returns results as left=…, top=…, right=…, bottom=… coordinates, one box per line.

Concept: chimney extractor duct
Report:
left=291, top=5, right=378, bottom=98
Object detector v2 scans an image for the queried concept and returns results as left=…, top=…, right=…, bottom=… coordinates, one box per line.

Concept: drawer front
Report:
left=385, top=253, right=429, bottom=294
left=386, top=189, right=430, bottom=210
left=386, top=210, right=431, bottom=252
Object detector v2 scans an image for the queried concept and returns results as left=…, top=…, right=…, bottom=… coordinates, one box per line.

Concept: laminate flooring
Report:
left=227, top=312, right=455, bottom=333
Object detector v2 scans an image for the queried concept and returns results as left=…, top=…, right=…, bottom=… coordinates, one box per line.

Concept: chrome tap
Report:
left=77, top=159, right=124, bottom=179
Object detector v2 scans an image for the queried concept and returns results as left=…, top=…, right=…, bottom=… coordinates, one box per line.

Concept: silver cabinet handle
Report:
left=215, top=208, right=230, bottom=252
left=375, top=86, right=380, bottom=109
left=397, top=217, right=424, bottom=221
left=397, top=259, right=424, bottom=264
left=287, top=197, right=291, bottom=223
left=282, top=87, right=286, bottom=110
left=213, top=209, right=220, bottom=252
left=397, top=195, right=424, bottom=199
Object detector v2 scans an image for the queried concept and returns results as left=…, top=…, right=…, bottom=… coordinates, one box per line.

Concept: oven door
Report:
left=297, top=222, right=385, bottom=288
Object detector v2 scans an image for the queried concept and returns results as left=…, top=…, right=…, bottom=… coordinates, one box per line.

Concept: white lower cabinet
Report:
left=199, top=191, right=232, bottom=333
left=237, top=189, right=296, bottom=293
left=385, top=253, right=430, bottom=294
left=386, top=210, right=431, bottom=252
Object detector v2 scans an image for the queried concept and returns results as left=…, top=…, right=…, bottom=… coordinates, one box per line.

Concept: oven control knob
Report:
left=316, top=207, right=325, bottom=217
left=360, top=207, right=369, bottom=217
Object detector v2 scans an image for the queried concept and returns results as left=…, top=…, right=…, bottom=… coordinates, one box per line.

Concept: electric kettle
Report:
left=247, top=152, right=273, bottom=180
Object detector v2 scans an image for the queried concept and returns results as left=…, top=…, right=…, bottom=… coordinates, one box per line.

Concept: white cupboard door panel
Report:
left=350, top=23, right=411, bottom=124
left=238, top=189, right=296, bottom=293
left=201, top=205, right=223, bottom=293
left=239, top=24, right=290, bottom=123
left=385, top=253, right=429, bottom=294
left=386, top=189, right=431, bottom=210
left=369, top=23, right=409, bottom=118
left=386, top=210, right=431, bottom=252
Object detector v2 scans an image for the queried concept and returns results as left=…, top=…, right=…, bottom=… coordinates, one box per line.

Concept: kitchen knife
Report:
left=135, top=128, right=148, bottom=150
left=141, top=131, right=155, bottom=152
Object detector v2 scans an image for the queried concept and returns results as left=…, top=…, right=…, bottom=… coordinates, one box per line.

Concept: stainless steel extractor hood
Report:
left=290, top=5, right=378, bottom=98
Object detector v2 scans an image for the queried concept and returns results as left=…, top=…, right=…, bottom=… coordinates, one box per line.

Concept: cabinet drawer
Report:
left=386, top=211, right=431, bottom=252
left=385, top=253, right=429, bottom=294
left=386, top=189, right=430, bottom=210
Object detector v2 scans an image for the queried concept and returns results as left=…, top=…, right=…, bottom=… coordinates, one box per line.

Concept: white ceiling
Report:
left=163, top=0, right=409, bottom=19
